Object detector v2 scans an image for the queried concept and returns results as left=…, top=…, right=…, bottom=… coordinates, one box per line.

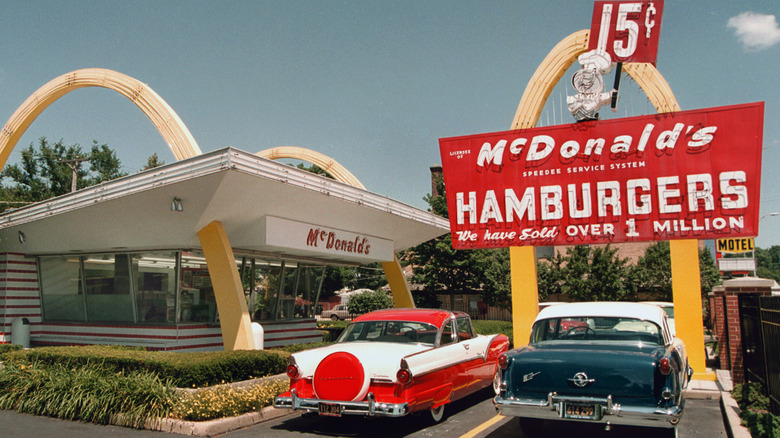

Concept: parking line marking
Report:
left=459, top=414, right=506, bottom=438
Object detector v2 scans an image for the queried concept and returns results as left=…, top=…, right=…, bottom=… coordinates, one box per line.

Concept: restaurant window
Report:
left=83, top=254, right=136, bottom=322
left=40, top=251, right=184, bottom=324
left=135, top=252, right=178, bottom=323
left=241, top=258, right=325, bottom=322
left=180, top=252, right=217, bottom=323
left=39, top=256, right=85, bottom=321
left=249, top=259, right=284, bottom=321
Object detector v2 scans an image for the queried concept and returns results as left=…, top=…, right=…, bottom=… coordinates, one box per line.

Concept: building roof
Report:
left=0, top=147, right=449, bottom=263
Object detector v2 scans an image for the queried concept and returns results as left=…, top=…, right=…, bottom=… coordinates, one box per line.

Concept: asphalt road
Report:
left=0, top=389, right=727, bottom=438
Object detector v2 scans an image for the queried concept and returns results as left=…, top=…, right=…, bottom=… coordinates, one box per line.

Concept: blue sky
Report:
left=1, top=0, right=779, bottom=247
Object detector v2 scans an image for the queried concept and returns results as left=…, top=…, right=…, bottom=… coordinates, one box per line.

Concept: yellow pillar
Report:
left=382, top=256, right=416, bottom=308
left=670, top=240, right=715, bottom=380
left=197, top=221, right=255, bottom=351
left=510, top=246, right=539, bottom=347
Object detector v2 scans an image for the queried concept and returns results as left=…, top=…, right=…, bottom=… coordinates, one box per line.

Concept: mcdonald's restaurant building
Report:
left=0, top=147, right=449, bottom=351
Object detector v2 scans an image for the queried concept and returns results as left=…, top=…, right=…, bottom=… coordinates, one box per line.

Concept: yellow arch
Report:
left=510, top=30, right=708, bottom=379
left=256, top=146, right=415, bottom=309
left=256, top=146, right=366, bottom=189
left=0, top=68, right=201, bottom=169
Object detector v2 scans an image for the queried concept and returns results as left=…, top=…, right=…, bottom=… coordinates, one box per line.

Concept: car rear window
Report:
left=531, top=317, right=662, bottom=345
left=337, top=320, right=439, bottom=345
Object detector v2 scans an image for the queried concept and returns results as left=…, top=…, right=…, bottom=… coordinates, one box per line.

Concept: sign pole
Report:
left=670, top=240, right=713, bottom=380
left=510, top=246, right=539, bottom=347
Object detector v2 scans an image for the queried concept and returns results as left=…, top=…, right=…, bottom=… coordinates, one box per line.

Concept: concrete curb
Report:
left=132, top=373, right=294, bottom=437
left=144, top=405, right=293, bottom=437
left=716, top=370, right=752, bottom=438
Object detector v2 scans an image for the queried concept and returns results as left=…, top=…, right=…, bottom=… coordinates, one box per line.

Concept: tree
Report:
left=0, top=137, right=126, bottom=211
left=699, top=247, right=721, bottom=296
left=347, top=289, right=393, bottom=314
left=553, top=245, right=637, bottom=302
left=404, top=174, right=496, bottom=307
left=635, top=242, right=673, bottom=300
left=634, top=242, right=721, bottom=300
left=756, top=246, right=780, bottom=282
left=143, top=153, right=165, bottom=170
left=86, top=140, right=126, bottom=184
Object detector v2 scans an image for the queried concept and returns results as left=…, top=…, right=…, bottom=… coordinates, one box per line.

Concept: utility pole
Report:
left=60, top=155, right=90, bottom=192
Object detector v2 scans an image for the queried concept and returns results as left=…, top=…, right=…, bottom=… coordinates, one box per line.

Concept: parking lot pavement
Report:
left=0, top=374, right=735, bottom=438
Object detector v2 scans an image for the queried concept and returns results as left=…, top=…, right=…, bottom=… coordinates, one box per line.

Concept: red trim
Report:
left=34, top=330, right=222, bottom=340
left=0, top=287, right=39, bottom=292
left=151, top=342, right=224, bottom=351
left=41, top=322, right=212, bottom=330
left=0, top=296, right=41, bottom=300
left=0, top=258, right=36, bottom=265
left=30, top=340, right=224, bottom=351
left=264, top=326, right=318, bottom=334
left=265, top=334, right=323, bottom=342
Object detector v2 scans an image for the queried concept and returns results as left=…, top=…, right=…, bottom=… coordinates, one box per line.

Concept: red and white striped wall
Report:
left=261, top=319, right=323, bottom=348
left=0, top=253, right=41, bottom=344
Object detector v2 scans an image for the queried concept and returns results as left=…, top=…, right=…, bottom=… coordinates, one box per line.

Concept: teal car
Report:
left=494, top=302, right=691, bottom=436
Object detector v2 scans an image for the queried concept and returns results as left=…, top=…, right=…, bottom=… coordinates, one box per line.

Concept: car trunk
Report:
left=506, top=343, right=661, bottom=400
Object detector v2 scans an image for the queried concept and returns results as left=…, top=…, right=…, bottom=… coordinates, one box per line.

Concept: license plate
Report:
left=318, top=402, right=343, bottom=417
left=563, top=402, right=600, bottom=420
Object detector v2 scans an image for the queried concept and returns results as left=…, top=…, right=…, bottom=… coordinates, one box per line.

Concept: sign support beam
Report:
left=510, top=246, right=539, bottom=346
left=670, top=240, right=713, bottom=380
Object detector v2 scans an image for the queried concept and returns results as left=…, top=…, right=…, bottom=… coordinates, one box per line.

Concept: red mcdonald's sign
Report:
left=588, top=0, right=664, bottom=65
left=438, top=102, right=764, bottom=250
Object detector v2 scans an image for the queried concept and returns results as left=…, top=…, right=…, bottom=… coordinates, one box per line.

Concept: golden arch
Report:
left=0, top=68, right=201, bottom=170
left=256, top=146, right=415, bottom=309
left=257, top=146, right=366, bottom=189
left=510, top=30, right=709, bottom=379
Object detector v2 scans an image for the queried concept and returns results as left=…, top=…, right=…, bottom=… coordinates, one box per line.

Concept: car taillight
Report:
left=498, top=353, right=508, bottom=370
left=658, top=357, right=671, bottom=375
left=286, top=364, right=300, bottom=379
left=396, top=368, right=412, bottom=384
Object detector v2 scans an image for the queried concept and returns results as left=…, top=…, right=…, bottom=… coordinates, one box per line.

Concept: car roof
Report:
left=536, top=302, right=666, bottom=325
left=352, top=308, right=463, bottom=328
left=640, top=301, right=674, bottom=308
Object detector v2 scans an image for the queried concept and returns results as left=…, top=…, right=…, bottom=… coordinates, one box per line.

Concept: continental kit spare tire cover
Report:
left=313, top=351, right=370, bottom=402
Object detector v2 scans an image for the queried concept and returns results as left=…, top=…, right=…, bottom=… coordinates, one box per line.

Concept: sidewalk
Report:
left=683, top=368, right=750, bottom=438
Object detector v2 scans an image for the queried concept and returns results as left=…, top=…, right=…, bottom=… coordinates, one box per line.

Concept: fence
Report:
left=437, top=294, right=513, bottom=321
left=739, top=295, right=780, bottom=415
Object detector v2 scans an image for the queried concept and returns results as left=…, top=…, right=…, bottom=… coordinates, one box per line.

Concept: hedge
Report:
left=2, top=345, right=289, bottom=388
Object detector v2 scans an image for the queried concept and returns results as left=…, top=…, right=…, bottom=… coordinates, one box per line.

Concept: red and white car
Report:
left=274, top=308, right=509, bottom=421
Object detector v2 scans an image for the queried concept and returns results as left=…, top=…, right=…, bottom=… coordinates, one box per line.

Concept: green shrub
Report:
left=317, top=320, right=349, bottom=341
left=0, top=344, right=22, bottom=358
left=3, top=346, right=289, bottom=388
left=733, top=383, right=780, bottom=438
left=271, top=341, right=332, bottom=354
left=473, top=320, right=514, bottom=346
left=0, top=360, right=180, bottom=427
left=347, top=290, right=393, bottom=314
left=172, top=378, right=289, bottom=421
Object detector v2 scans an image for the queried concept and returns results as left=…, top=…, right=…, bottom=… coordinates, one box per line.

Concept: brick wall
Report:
left=710, top=278, right=775, bottom=384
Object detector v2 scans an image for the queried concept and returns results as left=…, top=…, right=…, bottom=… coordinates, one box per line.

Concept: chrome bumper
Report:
left=274, top=389, right=410, bottom=417
left=494, top=392, right=683, bottom=428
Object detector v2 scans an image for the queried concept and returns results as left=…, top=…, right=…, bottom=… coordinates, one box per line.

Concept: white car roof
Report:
left=535, top=302, right=667, bottom=326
